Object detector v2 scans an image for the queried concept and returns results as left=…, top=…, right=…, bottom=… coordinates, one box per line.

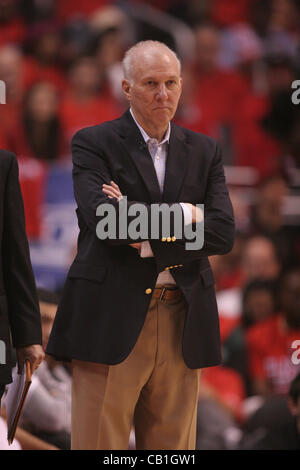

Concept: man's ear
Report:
left=179, top=76, right=183, bottom=96
left=122, top=79, right=131, bottom=100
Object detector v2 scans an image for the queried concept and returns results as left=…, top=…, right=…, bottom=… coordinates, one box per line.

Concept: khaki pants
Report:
left=71, top=290, right=199, bottom=450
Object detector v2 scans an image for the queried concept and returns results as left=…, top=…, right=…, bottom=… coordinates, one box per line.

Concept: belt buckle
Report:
left=159, top=287, right=166, bottom=301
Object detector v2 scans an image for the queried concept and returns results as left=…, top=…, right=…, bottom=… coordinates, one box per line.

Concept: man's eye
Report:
left=146, top=81, right=155, bottom=86
left=167, top=80, right=176, bottom=86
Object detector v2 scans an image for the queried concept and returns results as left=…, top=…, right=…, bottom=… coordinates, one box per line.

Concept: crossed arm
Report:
left=102, top=181, right=203, bottom=255
left=72, top=128, right=235, bottom=271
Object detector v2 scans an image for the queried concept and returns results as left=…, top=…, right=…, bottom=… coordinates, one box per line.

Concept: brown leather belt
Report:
left=152, top=285, right=182, bottom=301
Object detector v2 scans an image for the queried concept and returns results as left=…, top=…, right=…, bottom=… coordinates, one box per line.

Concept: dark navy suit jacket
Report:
left=0, top=150, right=42, bottom=385
left=47, top=110, right=235, bottom=369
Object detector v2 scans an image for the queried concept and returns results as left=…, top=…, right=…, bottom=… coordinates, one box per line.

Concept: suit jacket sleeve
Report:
left=149, top=142, right=235, bottom=272
left=3, top=154, right=42, bottom=348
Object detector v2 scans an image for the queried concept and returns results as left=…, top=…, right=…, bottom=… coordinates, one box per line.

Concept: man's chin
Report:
left=152, top=108, right=172, bottom=123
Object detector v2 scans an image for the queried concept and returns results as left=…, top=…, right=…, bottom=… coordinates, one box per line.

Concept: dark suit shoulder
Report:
left=71, top=116, right=219, bottom=158
left=0, top=149, right=18, bottom=185
left=171, top=123, right=219, bottom=159
left=71, top=118, right=120, bottom=145
left=173, top=123, right=218, bottom=149
left=0, top=149, right=17, bottom=172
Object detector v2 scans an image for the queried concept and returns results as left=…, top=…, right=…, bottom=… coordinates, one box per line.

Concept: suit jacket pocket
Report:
left=68, top=261, right=107, bottom=284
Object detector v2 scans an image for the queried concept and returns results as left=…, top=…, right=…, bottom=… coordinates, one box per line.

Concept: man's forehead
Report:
left=140, top=72, right=180, bottom=80
left=132, top=49, right=180, bottom=74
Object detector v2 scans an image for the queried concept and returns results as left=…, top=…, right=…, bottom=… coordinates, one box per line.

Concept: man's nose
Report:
left=156, top=84, right=168, bottom=100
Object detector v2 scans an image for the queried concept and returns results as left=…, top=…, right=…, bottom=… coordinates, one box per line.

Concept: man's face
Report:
left=242, top=239, right=279, bottom=280
left=244, top=289, right=274, bottom=324
left=122, top=48, right=182, bottom=132
left=195, top=27, right=219, bottom=72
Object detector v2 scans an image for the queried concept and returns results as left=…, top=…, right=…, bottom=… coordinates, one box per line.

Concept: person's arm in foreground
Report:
left=2, top=153, right=44, bottom=374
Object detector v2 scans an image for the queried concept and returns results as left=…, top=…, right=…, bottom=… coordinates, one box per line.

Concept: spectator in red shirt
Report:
left=249, top=173, right=300, bottom=269
left=22, top=21, right=66, bottom=92
left=241, top=236, right=280, bottom=283
left=210, top=232, right=246, bottom=293
left=200, top=365, right=246, bottom=421
left=247, top=267, right=300, bottom=396
left=55, top=0, right=109, bottom=23
left=3, top=80, right=65, bottom=238
left=59, top=56, right=120, bottom=144
left=175, top=24, right=248, bottom=142
left=217, top=235, right=281, bottom=321
left=86, top=24, right=128, bottom=109
left=0, top=0, right=26, bottom=47
left=0, top=45, right=24, bottom=133
left=8, top=81, right=67, bottom=162
left=222, top=278, right=278, bottom=395
left=210, top=0, right=253, bottom=27
left=196, top=365, right=245, bottom=449
left=17, top=156, right=46, bottom=240
left=232, top=55, right=296, bottom=176
left=59, top=19, right=93, bottom=70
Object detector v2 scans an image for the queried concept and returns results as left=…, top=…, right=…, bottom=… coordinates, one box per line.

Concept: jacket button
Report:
left=161, top=237, right=167, bottom=242
left=172, top=236, right=176, bottom=241
left=167, top=237, right=171, bottom=242
left=145, top=288, right=152, bottom=295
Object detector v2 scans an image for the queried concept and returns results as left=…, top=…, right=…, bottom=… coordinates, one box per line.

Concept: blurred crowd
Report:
left=0, top=0, right=300, bottom=450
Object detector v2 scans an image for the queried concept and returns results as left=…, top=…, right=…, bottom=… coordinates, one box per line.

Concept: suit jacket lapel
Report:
left=116, top=110, right=162, bottom=203
left=124, top=129, right=162, bottom=203
left=162, top=123, right=188, bottom=203
left=115, top=110, right=188, bottom=204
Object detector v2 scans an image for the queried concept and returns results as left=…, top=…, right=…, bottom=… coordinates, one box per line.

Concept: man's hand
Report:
left=184, top=203, right=204, bottom=223
left=102, top=181, right=140, bottom=251
left=102, top=181, right=123, bottom=202
left=16, top=344, right=45, bottom=375
left=130, top=242, right=142, bottom=253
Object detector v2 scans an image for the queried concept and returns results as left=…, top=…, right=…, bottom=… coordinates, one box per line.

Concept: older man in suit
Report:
left=46, top=41, right=235, bottom=450
left=0, top=150, right=44, bottom=403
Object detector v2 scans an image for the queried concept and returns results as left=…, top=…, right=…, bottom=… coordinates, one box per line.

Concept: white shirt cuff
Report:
left=139, top=202, right=203, bottom=258
left=180, top=202, right=193, bottom=226
left=140, top=241, right=154, bottom=258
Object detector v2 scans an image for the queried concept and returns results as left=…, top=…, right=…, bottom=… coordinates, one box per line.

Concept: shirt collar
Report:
left=130, top=108, right=170, bottom=145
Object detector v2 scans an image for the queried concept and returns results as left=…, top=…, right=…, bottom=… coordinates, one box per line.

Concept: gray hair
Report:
left=122, top=40, right=181, bottom=83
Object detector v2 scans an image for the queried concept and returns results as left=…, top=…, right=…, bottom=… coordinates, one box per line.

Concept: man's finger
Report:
left=103, top=188, right=122, bottom=199
left=102, top=187, right=120, bottom=197
left=103, top=182, right=122, bottom=196
left=111, top=181, right=120, bottom=191
left=130, top=243, right=140, bottom=249
left=102, top=184, right=120, bottom=194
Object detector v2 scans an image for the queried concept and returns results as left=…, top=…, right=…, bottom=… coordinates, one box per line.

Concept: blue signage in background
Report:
left=29, top=162, right=79, bottom=293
